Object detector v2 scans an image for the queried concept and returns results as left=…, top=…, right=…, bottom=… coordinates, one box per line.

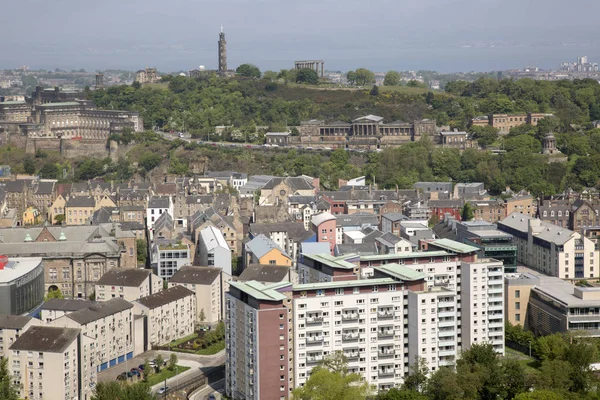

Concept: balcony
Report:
left=306, top=316, right=324, bottom=325
left=439, top=358, right=454, bottom=367
left=378, top=348, right=394, bottom=357
left=307, top=354, right=323, bottom=363
left=344, top=350, right=360, bottom=360
left=378, top=367, right=395, bottom=377
left=438, top=319, right=455, bottom=328
left=488, top=321, right=504, bottom=329
left=378, top=329, right=394, bottom=339
left=438, top=310, right=455, bottom=319
left=342, top=312, right=359, bottom=321
left=488, top=287, right=503, bottom=295
left=342, top=332, right=360, bottom=342
left=488, top=303, right=503, bottom=312
left=306, top=335, right=324, bottom=344
left=487, top=269, right=503, bottom=277
left=438, top=349, right=456, bottom=357
left=377, top=309, right=394, bottom=319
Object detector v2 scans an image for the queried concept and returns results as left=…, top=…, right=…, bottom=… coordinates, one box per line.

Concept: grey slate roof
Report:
left=136, top=285, right=194, bottom=309
left=66, top=298, right=133, bottom=325
left=65, top=196, right=95, bottom=207
left=41, top=298, right=96, bottom=312
left=238, top=265, right=291, bottom=283
left=377, top=232, right=404, bottom=245
left=246, top=234, right=289, bottom=259
left=96, top=269, right=152, bottom=287
left=382, top=212, right=408, bottom=222
left=498, top=212, right=574, bottom=245
left=0, top=180, right=25, bottom=193
left=249, top=222, right=312, bottom=242
left=335, top=242, right=378, bottom=256
left=0, top=315, right=34, bottom=329
left=262, top=177, right=314, bottom=191
left=170, top=266, right=221, bottom=285
left=336, top=213, right=379, bottom=228
left=35, top=181, right=55, bottom=195
left=148, top=196, right=170, bottom=208
left=10, top=326, right=80, bottom=353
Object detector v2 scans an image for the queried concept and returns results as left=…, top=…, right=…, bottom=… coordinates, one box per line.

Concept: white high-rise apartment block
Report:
left=461, top=259, right=505, bottom=353
left=226, top=238, right=506, bottom=399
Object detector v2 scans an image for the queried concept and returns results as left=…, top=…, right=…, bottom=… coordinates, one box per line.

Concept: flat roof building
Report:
left=0, top=256, right=45, bottom=315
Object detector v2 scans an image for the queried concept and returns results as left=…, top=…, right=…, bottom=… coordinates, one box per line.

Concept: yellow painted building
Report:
left=22, top=206, right=41, bottom=225
left=245, top=234, right=293, bottom=268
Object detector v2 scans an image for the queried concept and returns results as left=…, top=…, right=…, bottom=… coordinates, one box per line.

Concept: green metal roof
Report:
left=0, top=101, right=26, bottom=105
left=38, top=102, right=80, bottom=107
left=361, top=250, right=450, bottom=261
left=304, top=253, right=358, bottom=270
left=229, top=280, right=290, bottom=302
left=373, top=264, right=428, bottom=281
left=428, top=238, right=479, bottom=254
left=293, top=278, right=397, bottom=292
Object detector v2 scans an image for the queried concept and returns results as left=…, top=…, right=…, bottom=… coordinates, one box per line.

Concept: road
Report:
left=156, top=130, right=377, bottom=154
left=189, top=378, right=225, bottom=400
left=98, top=349, right=225, bottom=385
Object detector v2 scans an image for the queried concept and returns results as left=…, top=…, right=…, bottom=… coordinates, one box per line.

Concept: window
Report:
left=515, top=290, right=520, bottom=298
left=316, top=290, right=324, bottom=297
left=335, top=288, right=344, bottom=295
left=515, top=302, right=520, bottom=310
left=515, top=314, right=521, bottom=321
left=372, top=286, right=379, bottom=293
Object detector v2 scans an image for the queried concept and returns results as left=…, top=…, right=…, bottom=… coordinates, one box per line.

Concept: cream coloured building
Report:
left=48, top=298, right=135, bottom=372
left=168, top=265, right=223, bottom=325
left=9, top=326, right=96, bottom=400
left=133, top=285, right=196, bottom=346
left=498, top=212, right=599, bottom=279
left=0, top=315, right=43, bottom=358
left=95, top=269, right=162, bottom=302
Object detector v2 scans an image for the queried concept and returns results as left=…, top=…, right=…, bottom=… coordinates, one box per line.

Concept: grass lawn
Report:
left=504, top=347, right=541, bottom=374
left=195, top=340, right=225, bottom=355
left=146, top=365, right=190, bottom=386
left=168, top=333, right=198, bottom=347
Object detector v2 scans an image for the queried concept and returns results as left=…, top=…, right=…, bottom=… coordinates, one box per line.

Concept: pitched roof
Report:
left=238, top=264, right=290, bottom=283
left=148, top=196, right=170, bottom=208
left=0, top=315, right=34, bottom=329
left=311, top=212, right=336, bottom=226
left=262, top=176, right=314, bottom=191
left=249, top=222, right=312, bottom=242
left=10, top=326, right=80, bottom=353
left=35, top=181, right=55, bottom=195
left=335, top=242, right=379, bottom=256
left=66, top=298, right=133, bottom=325
left=382, top=212, right=408, bottom=222
left=200, top=225, right=229, bottom=251
left=135, top=285, right=194, bottom=309
left=41, top=298, right=96, bottom=312
left=336, top=213, right=379, bottom=227
left=169, top=265, right=221, bottom=285
left=246, top=234, right=289, bottom=259
left=96, top=269, right=152, bottom=287
left=65, top=196, right=95, bottom=207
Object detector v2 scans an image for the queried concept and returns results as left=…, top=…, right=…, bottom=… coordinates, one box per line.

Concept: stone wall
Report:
left=60, top=139, right=108, bottom=158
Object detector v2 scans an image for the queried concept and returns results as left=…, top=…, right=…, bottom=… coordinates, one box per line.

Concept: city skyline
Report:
left=2, top=0, right=600, bottom=73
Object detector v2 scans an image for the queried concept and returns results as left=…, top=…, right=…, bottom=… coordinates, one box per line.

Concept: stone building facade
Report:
left=470, top=112, right=555, bottom=134
left=298, top=115, right=437, bottom=149
left=135, top=68, right=159, bottom=84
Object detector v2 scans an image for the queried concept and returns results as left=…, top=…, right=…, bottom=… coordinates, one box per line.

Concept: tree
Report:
left=513, top=390, right=565, bottom=400
left=346, top=71, right=357, bottom=85
left=403, top=357, right=429, bottom=393
left=23, top=157, right=35, bottom=174
left=407, top=80, right=426, bottom=88
left=0, top=358, right=19, bottom=400
left=292, top=352, right=371, bottom=400
left=168, top=353, right=178, bottom=371
left=199, top=308, right=206, bottom=323
left=461, top=202, right=474, bottom=221
left=46, top=287, right=64, bottom=300
left=92, top=381, right=156, bottom=400
left=139, top=152, right=162, bottom=172
left=370, top=85, right=379, bottom=96
left=136, top=239, right=147, bottom=265
left=501, top=358, right=527, bottom=399
left=425, top=91, right=435, bottom=105
left=426, top=367, right=463, bottom=400
left=262, top=70, right=278, bottom=81
left=377, top=388, right=427, bottom=400
left=154, top=354, right=164, bottom=371
left=383, top=71, right=401, bottom=86
left=142, top=359, right=151, bottom=382
left=534, top=333, right=568, bottom=361
left=54, top=214, right=65, bottom=225
left=354, top=68, right=375, bottom=86
left=236, top=64, right=261, bottom=78
left=296, top=68, right=319, bottom=85
left=39, top=162, right=60, bottom=179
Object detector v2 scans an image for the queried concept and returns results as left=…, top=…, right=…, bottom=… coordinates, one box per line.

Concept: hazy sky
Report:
left=2, top=0, right=600, bottom=73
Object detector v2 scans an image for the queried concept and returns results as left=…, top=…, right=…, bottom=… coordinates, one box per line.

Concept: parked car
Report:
left=208, top=394, right=216, bottom=400
left=138, top=364, right=145, bottom=370
left=158, top=387, right=169, bottom=394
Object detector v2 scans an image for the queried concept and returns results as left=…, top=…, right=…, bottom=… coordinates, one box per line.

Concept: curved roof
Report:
left=311, top=212, right=336, bottom=227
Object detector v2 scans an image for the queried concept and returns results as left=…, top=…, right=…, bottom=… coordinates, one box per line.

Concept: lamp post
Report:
left=528, top=340, right=532, bottom=358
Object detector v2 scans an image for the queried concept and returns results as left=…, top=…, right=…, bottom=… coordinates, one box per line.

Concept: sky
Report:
left=2, top=0, right=600, bottom=73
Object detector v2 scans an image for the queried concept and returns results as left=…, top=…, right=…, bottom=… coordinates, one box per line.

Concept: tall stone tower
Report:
left=218, top=26, right=227, bottom=74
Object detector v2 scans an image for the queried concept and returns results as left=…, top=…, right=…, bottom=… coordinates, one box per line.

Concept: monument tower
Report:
left=218, top=26, right=227, bottom=74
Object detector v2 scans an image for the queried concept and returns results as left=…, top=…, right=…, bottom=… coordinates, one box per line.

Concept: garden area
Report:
left=164, top=322, right=225, bottom=356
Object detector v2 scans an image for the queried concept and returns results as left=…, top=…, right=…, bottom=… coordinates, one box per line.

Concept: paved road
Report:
left=97, top=349, right=225, bottom=383
left=190, top=378, right=225, bottom=400
left=156, top=131, right=376, bottom=153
